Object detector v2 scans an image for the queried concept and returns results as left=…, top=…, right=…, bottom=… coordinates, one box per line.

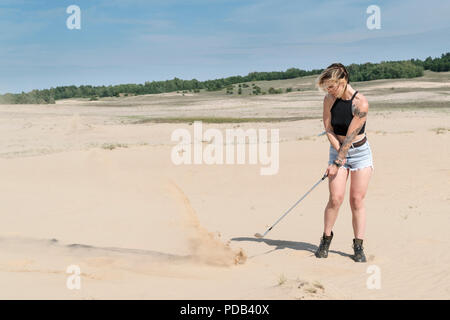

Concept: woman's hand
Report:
left=326, top=157, right=346, bottom=177
left=326, top=164, right=339, bottom=178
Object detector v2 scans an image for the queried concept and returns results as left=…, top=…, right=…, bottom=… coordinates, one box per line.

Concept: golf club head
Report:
left=254, top=233, right=263, bottom=239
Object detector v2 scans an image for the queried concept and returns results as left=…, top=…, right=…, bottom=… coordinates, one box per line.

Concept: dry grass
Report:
left=128, top=116, right=319, bottom=124
left=312, top=281, right=325, bottom=290
left=431, top=127, right=450, bottom=134
left=101, top=143, right=128, bottom=150
left=278, top=274, right=288, bottom=286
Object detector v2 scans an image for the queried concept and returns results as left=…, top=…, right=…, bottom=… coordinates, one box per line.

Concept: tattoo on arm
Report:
left=352, top=104, right=367, bottom=119
left=338, top=103, right=368, bottom=160
left=337, top=123, right=365, bottom=160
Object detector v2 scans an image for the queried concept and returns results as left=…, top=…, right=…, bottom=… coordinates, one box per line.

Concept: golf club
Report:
left=254, top=173, right=328, bottom=239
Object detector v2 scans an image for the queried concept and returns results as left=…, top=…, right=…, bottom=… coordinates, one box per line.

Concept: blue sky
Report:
left=0, top=0, right=449, bottom=93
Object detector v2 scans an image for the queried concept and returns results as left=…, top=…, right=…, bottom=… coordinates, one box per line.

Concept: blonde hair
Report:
left=316, top=63, right=349, bottom=91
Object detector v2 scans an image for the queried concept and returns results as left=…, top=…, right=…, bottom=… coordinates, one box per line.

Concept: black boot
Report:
left=315, top=231, right=333, bottom=258
left=352, top=238, right=367, bottom=262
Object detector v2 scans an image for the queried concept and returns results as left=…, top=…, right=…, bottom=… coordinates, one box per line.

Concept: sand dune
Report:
left=0, top=73, right=449, bottom=299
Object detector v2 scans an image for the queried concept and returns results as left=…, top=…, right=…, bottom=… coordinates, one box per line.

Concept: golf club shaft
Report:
left=260, top=173, right=328, bottom=238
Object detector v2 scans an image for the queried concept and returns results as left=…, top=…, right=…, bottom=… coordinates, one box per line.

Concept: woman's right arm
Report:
left=323, top=94, right=341, bottom=151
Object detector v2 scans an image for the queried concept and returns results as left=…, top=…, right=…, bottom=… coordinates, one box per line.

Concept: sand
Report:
left=0, top=73, right=449, bottom=299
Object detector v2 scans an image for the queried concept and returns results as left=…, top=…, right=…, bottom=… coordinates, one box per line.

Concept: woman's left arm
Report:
left=336, top=98, right=369, bottom=163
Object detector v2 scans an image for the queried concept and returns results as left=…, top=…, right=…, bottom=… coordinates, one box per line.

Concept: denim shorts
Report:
left=328, top=140, right=374, bottom=171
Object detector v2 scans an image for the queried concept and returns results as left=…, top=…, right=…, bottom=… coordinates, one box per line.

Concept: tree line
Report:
left=0, top=52, right=448, bottom=104
left=410, top=52, right=450, bottom=72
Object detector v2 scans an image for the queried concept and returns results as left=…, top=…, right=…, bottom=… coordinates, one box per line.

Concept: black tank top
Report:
left=330, top=91, right=366, bottom=136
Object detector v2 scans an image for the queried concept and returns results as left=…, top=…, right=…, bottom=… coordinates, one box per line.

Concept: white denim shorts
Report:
left=328, top=140, right=374, bottom=171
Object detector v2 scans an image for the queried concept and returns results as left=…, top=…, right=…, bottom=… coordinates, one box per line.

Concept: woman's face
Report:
left=325, top=80, right=346, bottom=98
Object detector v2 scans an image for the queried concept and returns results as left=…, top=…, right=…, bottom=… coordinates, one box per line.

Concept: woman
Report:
left=315, top=63, right=374, bottom=263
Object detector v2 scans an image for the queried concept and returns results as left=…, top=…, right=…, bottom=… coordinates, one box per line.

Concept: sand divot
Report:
left=0, top=236, right=200, bottom=280
left=167, top=180, right=247, bottom=266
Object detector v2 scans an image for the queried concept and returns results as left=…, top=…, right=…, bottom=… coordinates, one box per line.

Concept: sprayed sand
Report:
left=167, top=180, right=247, bottom=266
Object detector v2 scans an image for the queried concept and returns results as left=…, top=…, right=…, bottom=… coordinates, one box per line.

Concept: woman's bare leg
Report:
left=324, top=167, right=349, bottom=236
left=349, top=167, right=373, bottom=239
